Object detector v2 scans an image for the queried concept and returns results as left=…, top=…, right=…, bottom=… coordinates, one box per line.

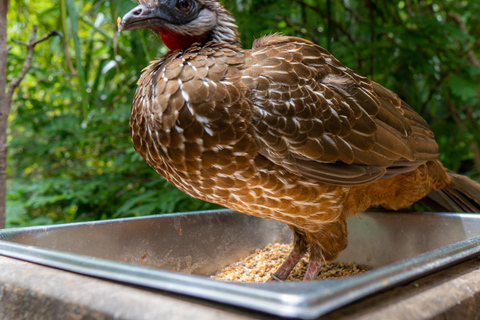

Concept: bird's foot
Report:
left=303, top=260, right=321, bottom=281
left=268, top=250, right=305, bottom=282
left=269, top=273, right=284, bottom=282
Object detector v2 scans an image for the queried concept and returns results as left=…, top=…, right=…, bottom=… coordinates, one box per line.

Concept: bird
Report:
left=118, top=0, right=480, bottom=281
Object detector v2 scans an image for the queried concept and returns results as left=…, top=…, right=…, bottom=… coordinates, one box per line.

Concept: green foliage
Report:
left=6, top=0, right=220, bottom=227
left=5, top=0, right=480, bottom=227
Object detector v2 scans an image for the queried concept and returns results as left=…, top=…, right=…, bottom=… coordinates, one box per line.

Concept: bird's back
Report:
left=243, top=34, right=443, bottom=186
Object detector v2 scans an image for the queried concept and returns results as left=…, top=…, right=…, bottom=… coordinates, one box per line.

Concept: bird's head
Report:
left=118, top=0, right=239, bottom=52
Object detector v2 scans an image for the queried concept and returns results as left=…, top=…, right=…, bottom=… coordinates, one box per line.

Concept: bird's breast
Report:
left=129, top=46, right=259, bottom=199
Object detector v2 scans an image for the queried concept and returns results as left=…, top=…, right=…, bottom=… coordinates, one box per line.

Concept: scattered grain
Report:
left=211, top=243, right=369, bottom=282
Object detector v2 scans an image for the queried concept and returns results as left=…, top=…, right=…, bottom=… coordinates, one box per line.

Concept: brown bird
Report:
left=119, top=0, right=480, bottom=281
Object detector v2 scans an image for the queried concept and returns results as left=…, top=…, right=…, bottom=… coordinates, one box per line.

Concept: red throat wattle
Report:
left=154, top=27, right=210, bottom=52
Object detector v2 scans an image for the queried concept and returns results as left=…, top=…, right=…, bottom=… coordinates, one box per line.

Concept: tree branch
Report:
left=7, top=26, right=59, bottom=102
left=421, top=14, right=480, bottom=116
left=274, top=16, right=321, bottom=44
left=420, top=71, right=450, bottom=116
left=448, top=13, right=480, bottom=68
left=292, top=0, right=357, bottom=46
left=0, top=0, right=9, bottom=229
left=365, top=0, right=376, bottom=78
left=446, top=99, right=480, bottom=174
left=339, top=0, right=365, bottom=23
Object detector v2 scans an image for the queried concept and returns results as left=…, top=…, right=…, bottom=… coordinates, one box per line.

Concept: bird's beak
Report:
left=118, top=4, right=170, bottom=32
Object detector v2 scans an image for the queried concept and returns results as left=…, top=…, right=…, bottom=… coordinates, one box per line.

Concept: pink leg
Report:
left=303, top=260, right=321, bottom=281
left=303, top=219, right=348, bottom=281
left=270, top=226, right=308, bottom=281
left=270, top=250, right=306, bottom=281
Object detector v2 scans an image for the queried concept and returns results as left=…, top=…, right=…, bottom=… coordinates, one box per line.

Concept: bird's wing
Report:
left=242, top=35, right=439, bottom=186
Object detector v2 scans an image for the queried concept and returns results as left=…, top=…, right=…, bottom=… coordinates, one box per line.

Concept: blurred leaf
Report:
left=449, top=74, right=479, bottom=103
left=64, top=0, right=89, bottom=120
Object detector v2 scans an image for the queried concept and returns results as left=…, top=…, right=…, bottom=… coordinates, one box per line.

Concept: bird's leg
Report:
left=303, top=218, right=348, bottom=281
left=304, top=260, right=322, bottom=281
left=270, top=227, right=308, bottom=281
left=271, top=248, right=306, bottom=281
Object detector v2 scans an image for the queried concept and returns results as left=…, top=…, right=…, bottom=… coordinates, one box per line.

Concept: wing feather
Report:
left=243, top=35, right=439, bottom=186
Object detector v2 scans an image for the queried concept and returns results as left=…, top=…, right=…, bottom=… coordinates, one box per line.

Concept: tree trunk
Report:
left=0, top=0, right=9, bottom=229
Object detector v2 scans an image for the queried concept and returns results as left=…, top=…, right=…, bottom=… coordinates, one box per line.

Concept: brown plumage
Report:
left=119, top=0, right=480, bottom=281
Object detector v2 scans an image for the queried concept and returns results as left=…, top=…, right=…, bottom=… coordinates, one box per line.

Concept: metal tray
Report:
left=0, top=209, right=480, bottom=319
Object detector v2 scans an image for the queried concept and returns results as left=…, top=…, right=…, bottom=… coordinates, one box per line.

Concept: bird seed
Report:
left=211, top=243, right=369, bottom=282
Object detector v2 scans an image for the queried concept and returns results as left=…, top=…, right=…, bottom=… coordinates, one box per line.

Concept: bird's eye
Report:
left=176, top=0, right=192, bottom=12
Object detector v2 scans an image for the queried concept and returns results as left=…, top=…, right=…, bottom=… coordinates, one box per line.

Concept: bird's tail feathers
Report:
left=421, top=172, right=480, bottom=213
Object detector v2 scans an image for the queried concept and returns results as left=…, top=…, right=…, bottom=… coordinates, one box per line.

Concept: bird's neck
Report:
left=154, top=16, right=240, bottom=53
left=154, top=27, right=211, bottom=52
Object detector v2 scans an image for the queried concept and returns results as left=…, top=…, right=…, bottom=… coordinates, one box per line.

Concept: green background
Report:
left=5, top=0, right=480, bottom=227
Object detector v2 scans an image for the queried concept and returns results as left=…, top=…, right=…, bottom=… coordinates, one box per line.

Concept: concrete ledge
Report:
left=1, top=255, right=480, bottom=319
left=0, top=256, right=269, bottom=320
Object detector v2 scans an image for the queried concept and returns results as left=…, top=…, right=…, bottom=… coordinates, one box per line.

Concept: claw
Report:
left=269, top=273, right=284, bottom=282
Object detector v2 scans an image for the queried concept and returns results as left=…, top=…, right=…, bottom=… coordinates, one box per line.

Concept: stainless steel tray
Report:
left=0, top=209, right=480, bottom=319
